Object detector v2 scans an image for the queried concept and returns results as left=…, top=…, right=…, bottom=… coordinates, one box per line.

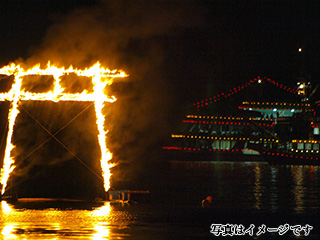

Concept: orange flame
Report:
left=0, top=62, right=127, bottom=194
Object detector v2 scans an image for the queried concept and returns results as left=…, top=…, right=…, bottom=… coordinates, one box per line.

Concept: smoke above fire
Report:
left=2, top=1, right=206, bottom=194
left=24, top=1, right=203, bottom=69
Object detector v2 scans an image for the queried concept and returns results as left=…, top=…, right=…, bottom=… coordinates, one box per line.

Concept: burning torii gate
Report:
left=0, top=62, right=127, bottom=195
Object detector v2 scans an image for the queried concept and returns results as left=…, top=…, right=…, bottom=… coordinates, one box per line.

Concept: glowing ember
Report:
left=0, top=62, right=127, bottom=194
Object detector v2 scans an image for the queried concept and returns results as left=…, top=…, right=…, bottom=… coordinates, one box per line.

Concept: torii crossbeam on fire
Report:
left=0, top=62, right=127, bottom=194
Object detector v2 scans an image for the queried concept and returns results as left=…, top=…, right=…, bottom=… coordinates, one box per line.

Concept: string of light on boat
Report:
left=189, top=77, right=299, bottom=109
left=171, top=135, right=279, bottom=142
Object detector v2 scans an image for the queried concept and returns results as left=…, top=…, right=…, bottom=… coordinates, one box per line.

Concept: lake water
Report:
left=1, top=160, right=320, bottom=239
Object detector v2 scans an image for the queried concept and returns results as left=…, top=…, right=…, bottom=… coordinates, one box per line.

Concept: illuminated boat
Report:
left=164, top=77, right=320, bottom=165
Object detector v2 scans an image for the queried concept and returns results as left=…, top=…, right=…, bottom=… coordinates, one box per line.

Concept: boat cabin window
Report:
left=313, top=143, right=319, bottom=150
left=221, top=140, right=230, bottom=150
left=212, top=140, right=219, bottom=149
left=305, top=143, right=312, bottom=150
left=297, top=143, right=304, bottom=150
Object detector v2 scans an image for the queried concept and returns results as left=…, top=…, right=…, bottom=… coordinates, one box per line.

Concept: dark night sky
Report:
left=1, top=1, right=320, bottom=93
left=0, top=0, right=320, bottom=197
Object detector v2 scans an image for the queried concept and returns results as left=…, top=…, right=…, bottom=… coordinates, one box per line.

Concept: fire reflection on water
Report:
left=92, top=224, right=110, bottom=240
left=92, top=201, right=111, bottom=217
left=1, top=201, right=17, bottom=239
left=1, top=201, right=13, bottom=214
left=91, top=202, right=111, bottom=239
left=2, top=224, right=17, bottom=239
left=0, top=201, right=117, bottom=239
